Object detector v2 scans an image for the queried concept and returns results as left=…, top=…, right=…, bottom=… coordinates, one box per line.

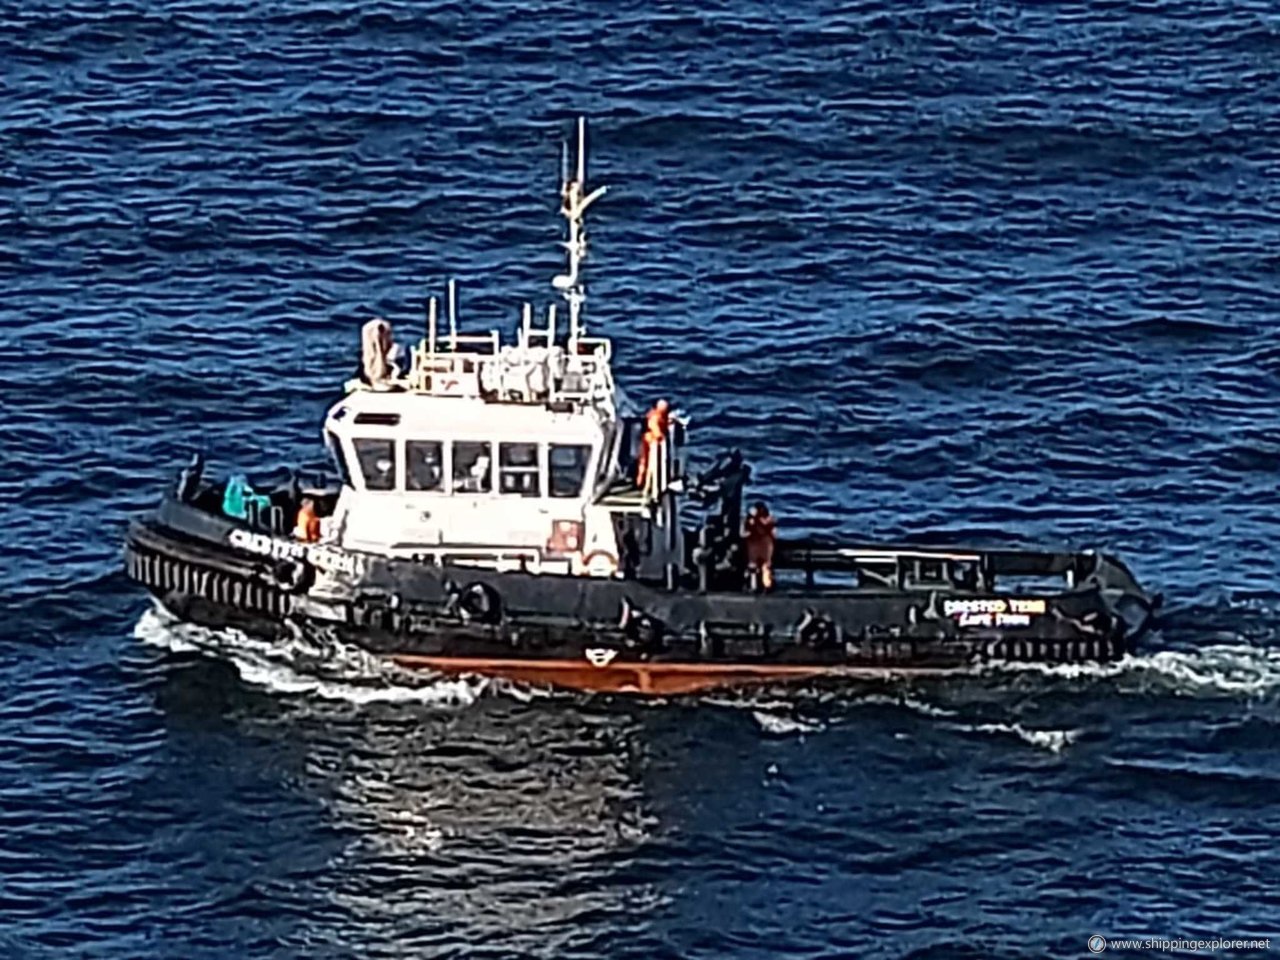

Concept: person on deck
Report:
left=743, top=501, right=777, bottom=592
left=635, top=398, right=671, bottom=488
left=293, top=497, right=321, bottom=543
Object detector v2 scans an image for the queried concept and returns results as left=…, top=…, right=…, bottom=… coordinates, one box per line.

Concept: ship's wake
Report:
left=979, top=642, right=1280, bottom=698
left=134, top=605, right=1280, bottom=751
left=133, top=606, right=494, bottom=708
left=720, top=642, right=1280, bottom=752
left=730, top=691, right=1083, bottom=753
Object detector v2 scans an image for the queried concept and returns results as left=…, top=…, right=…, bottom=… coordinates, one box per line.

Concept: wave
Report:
left=856, top=691, right=1079, bottom=752
left=711, top=642, right=1280, bottom=752
left=982, top=643, right=1280, bottom=698
left=751, top=710, right=825, bottom=736
left=133, top=606, right=492, bottom=707
left=719, top=688, right=1077, bottom=752
left=1102, top=315, right=1250, bottom=339
left=951, top=721, right=1080, bottom=753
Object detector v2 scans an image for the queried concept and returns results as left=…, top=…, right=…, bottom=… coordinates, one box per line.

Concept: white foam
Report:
left=978, top=658, right=1129, bottom=682
left=850, top=693, right=1078, bottom=752
left=751, top=710, right=824, bottom=736
left=133, top=606, right=488, bottom=707
left=984, top=644, right=1280, bottom=698
left=954, top=722, right=1080, bottom=754
left=857, top=691, right=962, bottom=719
left=703, top=694, right=808, bottom=713
left=1124, top=645, right=1280, bottom=697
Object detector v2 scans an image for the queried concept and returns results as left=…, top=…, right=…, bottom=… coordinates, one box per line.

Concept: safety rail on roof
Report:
left=398, top=331, right=616, bottom=410
left=550, top=338, right=614, bottom=404
left=406, top=351, right=480, bottom=397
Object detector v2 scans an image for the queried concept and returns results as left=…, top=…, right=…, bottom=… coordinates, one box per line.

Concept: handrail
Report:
left=641, top=434, right=674, bottom=504
left=396, top=326, right=617, bottom=409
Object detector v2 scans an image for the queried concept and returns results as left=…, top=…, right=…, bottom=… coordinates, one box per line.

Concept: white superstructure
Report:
left=320, top=119, right=685, bottom=579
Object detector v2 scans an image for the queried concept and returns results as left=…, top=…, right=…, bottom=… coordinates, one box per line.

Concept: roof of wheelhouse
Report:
left=326, top=386, right=614, bottom=438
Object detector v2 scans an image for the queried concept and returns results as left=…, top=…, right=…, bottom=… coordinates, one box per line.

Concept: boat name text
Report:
left=227, top=529, right=358, bottom=575
left=944, top=597, right=1046, bottom=628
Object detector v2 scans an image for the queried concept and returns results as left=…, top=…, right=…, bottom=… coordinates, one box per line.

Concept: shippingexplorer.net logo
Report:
left=1088, top=935, right=1272, bottom=953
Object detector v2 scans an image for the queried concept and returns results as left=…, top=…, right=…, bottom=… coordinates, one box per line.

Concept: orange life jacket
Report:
left=744, top=513, right=776, bottom=544
left=643, top=407, right=669, bottom=442
left=294, top=505, right=320, bottom=543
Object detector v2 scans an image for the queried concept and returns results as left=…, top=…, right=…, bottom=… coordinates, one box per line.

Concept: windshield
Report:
left=549, top=443, right=592, bottom=498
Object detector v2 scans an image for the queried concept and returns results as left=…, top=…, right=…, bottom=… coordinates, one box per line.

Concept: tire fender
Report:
left=273, top=558, right=314, bottom=594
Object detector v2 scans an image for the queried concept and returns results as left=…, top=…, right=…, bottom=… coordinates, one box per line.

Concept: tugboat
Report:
left=123, top=119, right=1159, bottom=695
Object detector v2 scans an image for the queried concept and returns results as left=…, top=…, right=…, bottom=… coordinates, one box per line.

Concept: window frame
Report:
left=326, top=430, right=353, bottom=488
left=404, top=439, right=446, bottom=493
left=549, top=442, right=594, bottom=499
left=597, top=425, right=620, bottom=493
left=498, top=441, right=542, bottom=498
left=451, top=440, right=494, bottom=495
left=352, top=437, right=398, bottom=492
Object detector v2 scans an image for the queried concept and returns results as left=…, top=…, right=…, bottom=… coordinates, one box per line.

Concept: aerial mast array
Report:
left=554, top=117, right=607, bottom=347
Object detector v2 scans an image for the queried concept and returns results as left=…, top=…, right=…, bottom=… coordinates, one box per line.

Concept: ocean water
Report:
left=3, top=1, right=1280, bottom=956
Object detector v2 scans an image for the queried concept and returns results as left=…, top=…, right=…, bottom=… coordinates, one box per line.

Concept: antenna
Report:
left=427, top=295, right=438, bottom=353
left=555, top=116, right=607, bottom=348
left=447, top=278, right=458, bottom=351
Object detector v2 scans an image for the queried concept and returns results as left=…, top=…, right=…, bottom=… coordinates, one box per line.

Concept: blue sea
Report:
left=3, top=1, right=1280, bottom=956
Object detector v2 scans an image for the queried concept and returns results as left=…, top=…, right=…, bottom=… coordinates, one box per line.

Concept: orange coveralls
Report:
left=635, top=402, right=671, bottom=487
left=744, top=512, right=777, bottom=590
left=293, top=502, right=321, bottom=543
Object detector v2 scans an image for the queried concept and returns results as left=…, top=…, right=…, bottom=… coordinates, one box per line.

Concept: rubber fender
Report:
left=797, top=610, right=837, bottom=649
left=272, top=558, right=314, bottom=595
left=619, top=598, right=664, bottom=652
left=459, top=582, right=502, bottom=625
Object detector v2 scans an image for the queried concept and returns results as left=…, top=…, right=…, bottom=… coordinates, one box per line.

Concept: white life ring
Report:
left=582, top=550, right=619, bottom=577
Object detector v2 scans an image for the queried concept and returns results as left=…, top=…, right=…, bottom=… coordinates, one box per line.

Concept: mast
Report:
left=553, top=116, right=607, bottom=347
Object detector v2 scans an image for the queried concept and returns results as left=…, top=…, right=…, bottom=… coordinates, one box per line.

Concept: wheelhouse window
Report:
left=550, top=444, right=592, bottom=498
left=452, top=441, right=492, bottom=494
left=499, top=442, right=541, bottom=497
left=326, top=430, right=352, bottom=487
left=353, top=438, right=396, bottom=491
left=406, top=440, right=444, bottom=492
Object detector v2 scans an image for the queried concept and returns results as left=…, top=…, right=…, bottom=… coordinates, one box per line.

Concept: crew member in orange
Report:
left=744, top=500, right=777, bottom=591
left=634, top=398, right=671, bottom=487
left=293, top=497, right=321, bottom=543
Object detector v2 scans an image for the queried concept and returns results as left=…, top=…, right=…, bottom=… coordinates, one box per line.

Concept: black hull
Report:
left=123, top=499, right=1158, bottom=694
